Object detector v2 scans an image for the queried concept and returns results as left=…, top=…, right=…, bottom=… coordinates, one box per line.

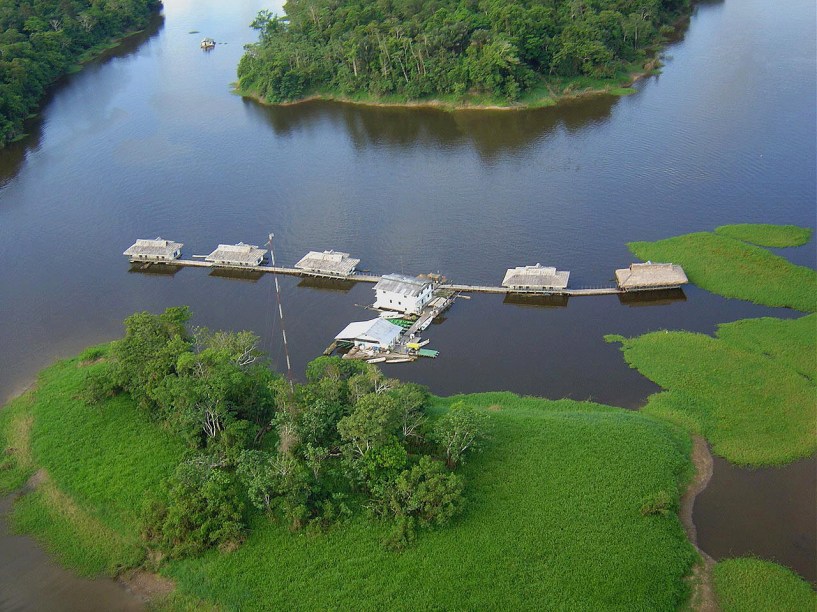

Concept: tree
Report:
left=141, top=457, right=245, bottom=558
left=431, top=401, right=489, bottom=468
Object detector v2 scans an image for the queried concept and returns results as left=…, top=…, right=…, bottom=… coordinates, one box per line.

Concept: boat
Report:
left=200, top=38, right=215, bottom=49
left=366, top=356, right=386, bottom=363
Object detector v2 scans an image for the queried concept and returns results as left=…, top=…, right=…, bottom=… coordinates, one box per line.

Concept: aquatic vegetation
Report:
left=606, top=314, right=817, bottom=466
left=628, top=226, right=817, bottom=312
left=713, top=558, right=816, bottom=612
left=1, top=355, right=697, bottom=609
left=714, top=223, right=813, bottom=248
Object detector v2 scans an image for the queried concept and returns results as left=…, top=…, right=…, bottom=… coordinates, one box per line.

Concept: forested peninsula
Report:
left=237, top=0, right=690, bottom=108
left=0, top=0, right=160, bottom=148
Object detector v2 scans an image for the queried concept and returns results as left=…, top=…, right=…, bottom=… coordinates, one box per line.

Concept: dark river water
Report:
left=0, top=0, right=814, bottom=606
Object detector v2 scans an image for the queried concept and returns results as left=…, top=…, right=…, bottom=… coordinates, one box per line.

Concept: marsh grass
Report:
left=607, top=315, right=817, bottom=466
left=713, top=558, right=816, bottom=612
left=1, top=356, right=697, bottom=610
left=164, top=393, right=695, bottom=610
left=714, top=224, right=813, bottom=248
left=628, top=230, right=817, bottom=312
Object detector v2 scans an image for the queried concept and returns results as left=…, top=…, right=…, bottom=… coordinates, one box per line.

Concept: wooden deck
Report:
left=131, top=259, right=675, bottom=296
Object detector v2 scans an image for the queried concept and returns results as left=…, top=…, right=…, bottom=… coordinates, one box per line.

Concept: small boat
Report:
left=200, top=38, right=215, bottom=49
left=367, top=356, right=386, bottom=363
left=385, top=357, right=413, bottom=363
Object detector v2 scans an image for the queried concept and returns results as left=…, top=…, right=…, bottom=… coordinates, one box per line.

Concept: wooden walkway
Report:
left=133, top=259, right=640, bottom=297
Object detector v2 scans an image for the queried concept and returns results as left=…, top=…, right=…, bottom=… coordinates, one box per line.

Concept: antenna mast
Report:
left=267, top=232, right=294, bottom=391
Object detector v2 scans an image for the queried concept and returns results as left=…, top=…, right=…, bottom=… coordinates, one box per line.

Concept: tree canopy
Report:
left=238, top=0, right=688, bottom=104
left=0, top=0, right=160, bottom=147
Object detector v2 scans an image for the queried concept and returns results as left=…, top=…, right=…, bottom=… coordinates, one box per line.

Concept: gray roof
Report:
left=374, top=274, right=432, bottom=298
left=502, top=264, right=570, bottom=289
left=294, top=250, right=360, bottom=275
left=615, top=262, right=688, bottom=289
left=206, top=243, right=267, bottom=265
left=123, top=238, right=182, bottom=258
left=335, top=318, right=402, bottom=346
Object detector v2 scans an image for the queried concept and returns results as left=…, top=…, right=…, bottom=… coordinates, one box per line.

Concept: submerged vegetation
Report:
left=0, top=0, right=160, bottom=147
left=0, top=311, right=699, bottom=609
left=237, top=0, right=688, bottom=106
left=713, top=558, right=817, bottom=612
left=627, top=225, right=817, bottom=312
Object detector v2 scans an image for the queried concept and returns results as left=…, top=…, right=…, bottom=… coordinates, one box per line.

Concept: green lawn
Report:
left=1, top=358, right=698, bottom=610
left=627, top=226, right=817, bottom=312
left=713, top=558, right=816, bottom=612
left=607, top=314, right=817, bottom=466
left=714, top=224, right=813, bottom=248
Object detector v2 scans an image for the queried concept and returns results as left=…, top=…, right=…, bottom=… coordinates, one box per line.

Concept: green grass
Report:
left=606, top=314, right=817, bottom=466
left=164, top=393, right=695, bottom=610
left=713, top=558, right=816, bottom=612
left=1, top=357, right=698, bottom=610
left=0, top=345, right=186, bottom=575
left=715, top=223, right=813, bottom=248
left=628, top=228, right=817, bottom=312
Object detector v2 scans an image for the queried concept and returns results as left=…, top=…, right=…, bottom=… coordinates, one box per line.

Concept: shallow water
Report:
left=0, top=0, right=814, bottom=600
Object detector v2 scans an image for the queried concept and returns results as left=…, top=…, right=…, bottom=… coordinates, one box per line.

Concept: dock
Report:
left=135, top=260, right=628, bottom=297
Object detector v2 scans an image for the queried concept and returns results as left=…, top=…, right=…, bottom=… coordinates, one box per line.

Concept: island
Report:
left=236, top=0, right=691, bottom=109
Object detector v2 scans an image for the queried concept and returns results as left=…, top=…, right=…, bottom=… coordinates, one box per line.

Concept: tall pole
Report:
left=267, top=232, right=294, bottom=391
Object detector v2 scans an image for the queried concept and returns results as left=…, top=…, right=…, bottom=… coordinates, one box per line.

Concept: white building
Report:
left=614, top=262, right=688, bottom=291
left=502, top=264, right=570, bottom=292
left=123, top=238, right=183, bottom=262
left=373, top=274, right=434, bottom=315
left=294, top=250, right=360, bottom=276
left=205, top=243, right=267, bottom=267
left=334, top=318, right=402, bottom=351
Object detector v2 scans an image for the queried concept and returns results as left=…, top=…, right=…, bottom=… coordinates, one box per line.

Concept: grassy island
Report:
left=0, top=0, right=161, bottom=148
left=1, top=329, right=700, bottom=610
left=714, top=558, right=817, bottom=612
left=237, top=0, right=689, bottom=109
left=627, top=225, right=817, bottom=312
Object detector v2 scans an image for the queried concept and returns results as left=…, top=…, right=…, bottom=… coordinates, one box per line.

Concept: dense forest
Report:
left=84, top=308, right=486, bottom=556
left=238, top=0, right=689, bottom=105
left=0, top=0, right=160, bottom=147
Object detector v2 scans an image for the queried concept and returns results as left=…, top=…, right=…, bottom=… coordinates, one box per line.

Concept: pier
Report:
left=135, top=259, right=629, bottom=297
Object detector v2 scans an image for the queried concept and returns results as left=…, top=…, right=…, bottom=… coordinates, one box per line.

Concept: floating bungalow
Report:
left=373, top=274, right=434, bottom=315
left=205, top=243, right=267, bottom=268
left=614, top=262, right=689, bottom=291
left=200, top=38, right=215, bottom=49
left=123, top=238, right=182, bottom=263
left=502, top=264, right=570, bottom=293
left=294, top=250, right=360, bottom=277
left=334, top=318, right=402, bottom=352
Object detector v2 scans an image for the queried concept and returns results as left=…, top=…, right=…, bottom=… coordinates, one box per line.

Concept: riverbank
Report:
left=235, top=60, right=655, bottom=113
left=2, top=350, right=700, bottom=610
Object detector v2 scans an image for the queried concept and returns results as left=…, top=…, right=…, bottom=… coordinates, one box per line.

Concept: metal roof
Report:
left=123, top=238, right=182, bottom=258
left=615, top=262, right=688, bottom=289
left=335, top=318, right=402, bottom=346
left=374, top=273, right=432, bottom=298
left=502, top=264, right=570, bottom=289
left=205, top=243, right=267, bottom=265
left=294, top=250, right=360, bottom=275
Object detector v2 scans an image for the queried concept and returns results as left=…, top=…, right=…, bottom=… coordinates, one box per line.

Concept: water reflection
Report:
left=243, top=95, right=619, bottom=159
left=503, top=293, right=570, bottom=308
left=296, top=277, right=356, bottom=292
left=0, top=14, right=165, bottom=188
left=128, top=263, right=182, bottom=276
left=618, top=288, right=687, bottom=307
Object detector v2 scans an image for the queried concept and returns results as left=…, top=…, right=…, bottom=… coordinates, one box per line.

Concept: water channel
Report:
left=0, top=0, right=814, bottom=606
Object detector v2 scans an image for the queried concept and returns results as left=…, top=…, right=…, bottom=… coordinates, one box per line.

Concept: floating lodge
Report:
left=124, top=237, right=690, bottom=363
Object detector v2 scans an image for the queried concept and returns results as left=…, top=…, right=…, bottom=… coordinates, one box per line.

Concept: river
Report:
left=0, top=0, right=814, bottom=606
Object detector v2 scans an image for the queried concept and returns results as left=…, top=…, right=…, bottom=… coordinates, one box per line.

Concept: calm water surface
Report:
left=0, top=0, right=814, bottom=603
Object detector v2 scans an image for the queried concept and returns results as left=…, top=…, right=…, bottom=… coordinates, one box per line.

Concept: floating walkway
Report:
left=136, top=260, right=630, bottom=297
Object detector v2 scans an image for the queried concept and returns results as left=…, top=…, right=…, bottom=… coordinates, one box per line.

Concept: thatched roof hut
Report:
left=294, top=250, right=360, bottom=276
left=502, top=264, right=570, bottom=291
left=615, top=262, right=688, bottom=290
left=123, top=238, right=182, bottom=262
left=205, top=243, right=267, bottom=267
